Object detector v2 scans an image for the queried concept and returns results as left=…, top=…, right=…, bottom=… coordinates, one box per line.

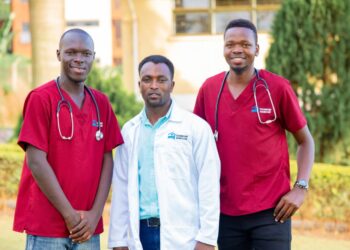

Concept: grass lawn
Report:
left=1, top=212, right=349, bottom=250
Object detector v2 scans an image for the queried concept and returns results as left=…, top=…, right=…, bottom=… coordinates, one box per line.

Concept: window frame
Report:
left=173, top=0, right=281, bottom=35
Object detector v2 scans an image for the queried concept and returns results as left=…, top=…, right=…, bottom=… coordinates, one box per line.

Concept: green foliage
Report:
left=0, top=12, right=13, bottom=56
left=290, top=161, right=350, bottom=223
left=1, top=142, right=350, bottom=223
left=0, top=144, right=23, bottom=198
left=266, top=0, right=350, bottom=163
left=11, top=115, right=23, bottom=142
left=0, top=54, right=31, bottom=94
left=87, top=66, right=142, bottom=127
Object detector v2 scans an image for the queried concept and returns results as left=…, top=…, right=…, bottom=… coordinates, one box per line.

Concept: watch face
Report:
left=296, top=180, right=308, bottom=188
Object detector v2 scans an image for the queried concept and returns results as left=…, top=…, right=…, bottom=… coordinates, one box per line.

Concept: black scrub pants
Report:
left=218, top=208, right=291, bottom=250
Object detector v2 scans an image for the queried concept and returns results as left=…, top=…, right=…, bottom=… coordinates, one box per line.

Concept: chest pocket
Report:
left=155, top=134, right=193, bottom=180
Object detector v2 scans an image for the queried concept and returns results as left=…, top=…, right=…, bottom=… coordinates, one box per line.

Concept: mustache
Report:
left=148, top=92, right=161, bottom=96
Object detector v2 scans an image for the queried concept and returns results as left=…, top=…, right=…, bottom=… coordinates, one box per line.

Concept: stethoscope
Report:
left=214, top=68, right=277, bottom=141
left=55, top=78, right=104, bottom=141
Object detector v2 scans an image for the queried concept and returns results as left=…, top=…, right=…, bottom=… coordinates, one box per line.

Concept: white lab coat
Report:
left=108, top=102, right=220, bottom=250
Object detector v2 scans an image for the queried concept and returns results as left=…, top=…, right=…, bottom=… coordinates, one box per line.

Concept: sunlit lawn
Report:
left=1, top=211, right=350, bottom=250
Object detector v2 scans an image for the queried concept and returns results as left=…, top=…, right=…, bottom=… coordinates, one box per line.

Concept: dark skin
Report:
left=26, top=30, right=113, bottom=243
left=223, top=27, right=314, bottom=223
left=113, top=62, right=215, bottom=250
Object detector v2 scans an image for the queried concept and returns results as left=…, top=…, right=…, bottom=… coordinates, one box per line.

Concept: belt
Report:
left=140, top=217, right=161, bottom=227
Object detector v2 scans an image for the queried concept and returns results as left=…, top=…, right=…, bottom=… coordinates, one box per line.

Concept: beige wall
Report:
left=121, top=0, right=272, bottom=106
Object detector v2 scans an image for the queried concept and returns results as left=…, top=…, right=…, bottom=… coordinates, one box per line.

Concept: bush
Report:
left=290, top=161, right=350, bottom=223
left=0, top=144, right=23, bottom=198
left=87, top=66, right=143, bottom=127
left=1, top=143, right=349, bottom=224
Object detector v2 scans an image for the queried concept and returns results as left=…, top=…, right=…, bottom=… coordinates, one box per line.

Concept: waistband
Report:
left=140, top=217, right=161, bottom=227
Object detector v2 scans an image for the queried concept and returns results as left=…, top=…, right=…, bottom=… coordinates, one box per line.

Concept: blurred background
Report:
left=0, top=0, right=350, bottom=249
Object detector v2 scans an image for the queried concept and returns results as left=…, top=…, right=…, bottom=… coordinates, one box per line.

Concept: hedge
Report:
left=1, top=143, right=349, bottom=223
left=290, top=161, right=350, bottom=223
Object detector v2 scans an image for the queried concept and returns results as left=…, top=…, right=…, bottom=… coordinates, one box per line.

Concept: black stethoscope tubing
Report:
left=55, top=77, right=103, bottom=141
left=214, top=68, right=276, bottom=142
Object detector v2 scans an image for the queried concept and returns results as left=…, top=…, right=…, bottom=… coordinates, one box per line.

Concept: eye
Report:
left=65, top=51, right=75, bottom=56
left=142, top=77, right=152, bottom=83
left=83, top=51, right=93, bottom=57
left=242, top=43, right=252, bottom=48
left=158, top=78, right=167, bottom=84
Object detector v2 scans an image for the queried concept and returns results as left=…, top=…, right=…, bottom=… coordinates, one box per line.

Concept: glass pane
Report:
left=215, top=11, right=251, bottom=33
left=257, top=10, right=276, bottom=31
left=175, top=13, right=210, bottom=34
left=175, top=0, right=210, bottom=8
left=216, top=0, right=251, bottom=6
left=257, top=0, right=281, bottom=4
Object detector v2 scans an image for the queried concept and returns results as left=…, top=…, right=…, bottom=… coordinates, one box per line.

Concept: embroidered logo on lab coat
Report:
left=168, top=132, right=188, bottom=140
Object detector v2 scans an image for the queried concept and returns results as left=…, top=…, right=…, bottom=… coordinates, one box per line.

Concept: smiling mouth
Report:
left=230, top=57, right=246, bottom=64
left=71, top=66, right=86, bottom=74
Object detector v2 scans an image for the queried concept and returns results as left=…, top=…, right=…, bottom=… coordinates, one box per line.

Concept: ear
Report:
left=255, top=44, right=260, bottom=57
left=56, top=49, right=61, bottom=61
left=170, top=81, right=175, bottom=92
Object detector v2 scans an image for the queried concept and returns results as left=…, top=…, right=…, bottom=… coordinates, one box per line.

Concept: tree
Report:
left=266, top=0, right=350, bottom=163
left=29, top=0, right=65, bottom=86
left=0, top=13, right=13, bottom=57
left=87, top=66, right=142, bottom=126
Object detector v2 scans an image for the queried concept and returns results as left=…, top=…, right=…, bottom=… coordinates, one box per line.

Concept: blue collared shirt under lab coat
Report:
left=138, top=103, right=173, bottom=219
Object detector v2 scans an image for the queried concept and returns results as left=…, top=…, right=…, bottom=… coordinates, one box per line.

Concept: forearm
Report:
left=295, top=127, right=315, bottom=181
left=26, top=146, right=76, bottom=219
left=91, top=151, right=113, bottom=217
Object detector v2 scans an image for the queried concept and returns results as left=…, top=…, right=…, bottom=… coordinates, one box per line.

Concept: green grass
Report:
left=1, top=213, right=350, bottom=250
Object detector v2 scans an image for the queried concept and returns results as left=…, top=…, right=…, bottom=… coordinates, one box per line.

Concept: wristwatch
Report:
left=294, top=179, right=309, bottom=190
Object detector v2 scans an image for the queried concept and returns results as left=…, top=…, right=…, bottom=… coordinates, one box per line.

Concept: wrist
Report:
left=294, top=179, right=309, bottom=190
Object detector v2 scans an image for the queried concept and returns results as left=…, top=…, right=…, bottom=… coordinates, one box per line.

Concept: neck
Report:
left=58, top=75, right=85, bottom=95
left=228, top=67, right=255, bottom=86
left=145, top=101, right=171, bottom=125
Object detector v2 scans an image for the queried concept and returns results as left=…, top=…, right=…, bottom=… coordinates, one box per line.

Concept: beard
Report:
left=231, top=65, right=249, bottom=75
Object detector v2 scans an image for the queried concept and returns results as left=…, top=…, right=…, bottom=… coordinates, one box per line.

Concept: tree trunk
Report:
left=29, top=0, right=65, bottom=87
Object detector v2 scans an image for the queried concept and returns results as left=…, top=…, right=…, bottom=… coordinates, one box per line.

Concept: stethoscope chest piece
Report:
left=56, top=77, right=104, bottom=142
left=96, top=130, right=104, bottom=141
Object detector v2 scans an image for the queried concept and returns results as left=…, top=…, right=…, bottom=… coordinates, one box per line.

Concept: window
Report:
left=174, top=0, right=281, bottom=35
left=20, top=22, right=31, bottom=44
left=66, top=20, right=99, bottom=27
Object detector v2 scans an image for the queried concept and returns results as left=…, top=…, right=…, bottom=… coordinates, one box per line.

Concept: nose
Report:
left=150, top=80, right=159, bottom=89
left=73, top=52, right=84, bottom=63
left=232, top=44, right=243, bottom=54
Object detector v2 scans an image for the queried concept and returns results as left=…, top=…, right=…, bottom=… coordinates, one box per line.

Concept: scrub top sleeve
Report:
left=103, top=100, right=124, bottom=152
left=18, top=91, right=50, bottom=153
left=193, top=85, right=206, bottom=120
left=279, top=82, right=307, bottom=133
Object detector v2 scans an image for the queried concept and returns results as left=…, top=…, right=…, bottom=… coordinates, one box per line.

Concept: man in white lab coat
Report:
left=108, top=55, right=220, bottom=250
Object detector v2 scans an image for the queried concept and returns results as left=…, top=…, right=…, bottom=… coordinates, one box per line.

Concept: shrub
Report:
left=1, top=144, right=349, bottom=224
left=290, top=161, right=350, bottom=223
left=0, top=144, right=23, bottom=198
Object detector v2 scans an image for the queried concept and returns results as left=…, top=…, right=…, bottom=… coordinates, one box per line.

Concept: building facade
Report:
left=120, top=0, right=281, bottom=109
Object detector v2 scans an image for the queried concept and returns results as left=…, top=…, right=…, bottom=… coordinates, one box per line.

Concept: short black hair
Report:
left=138, top=55, right=175, bottom=80
left=224, top=19, right=258, bottom=43
left=59, top=28, right=94, bottom=48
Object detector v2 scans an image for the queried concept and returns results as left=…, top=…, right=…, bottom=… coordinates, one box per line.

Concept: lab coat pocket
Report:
left=158, top=139, right=192, bottom=180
